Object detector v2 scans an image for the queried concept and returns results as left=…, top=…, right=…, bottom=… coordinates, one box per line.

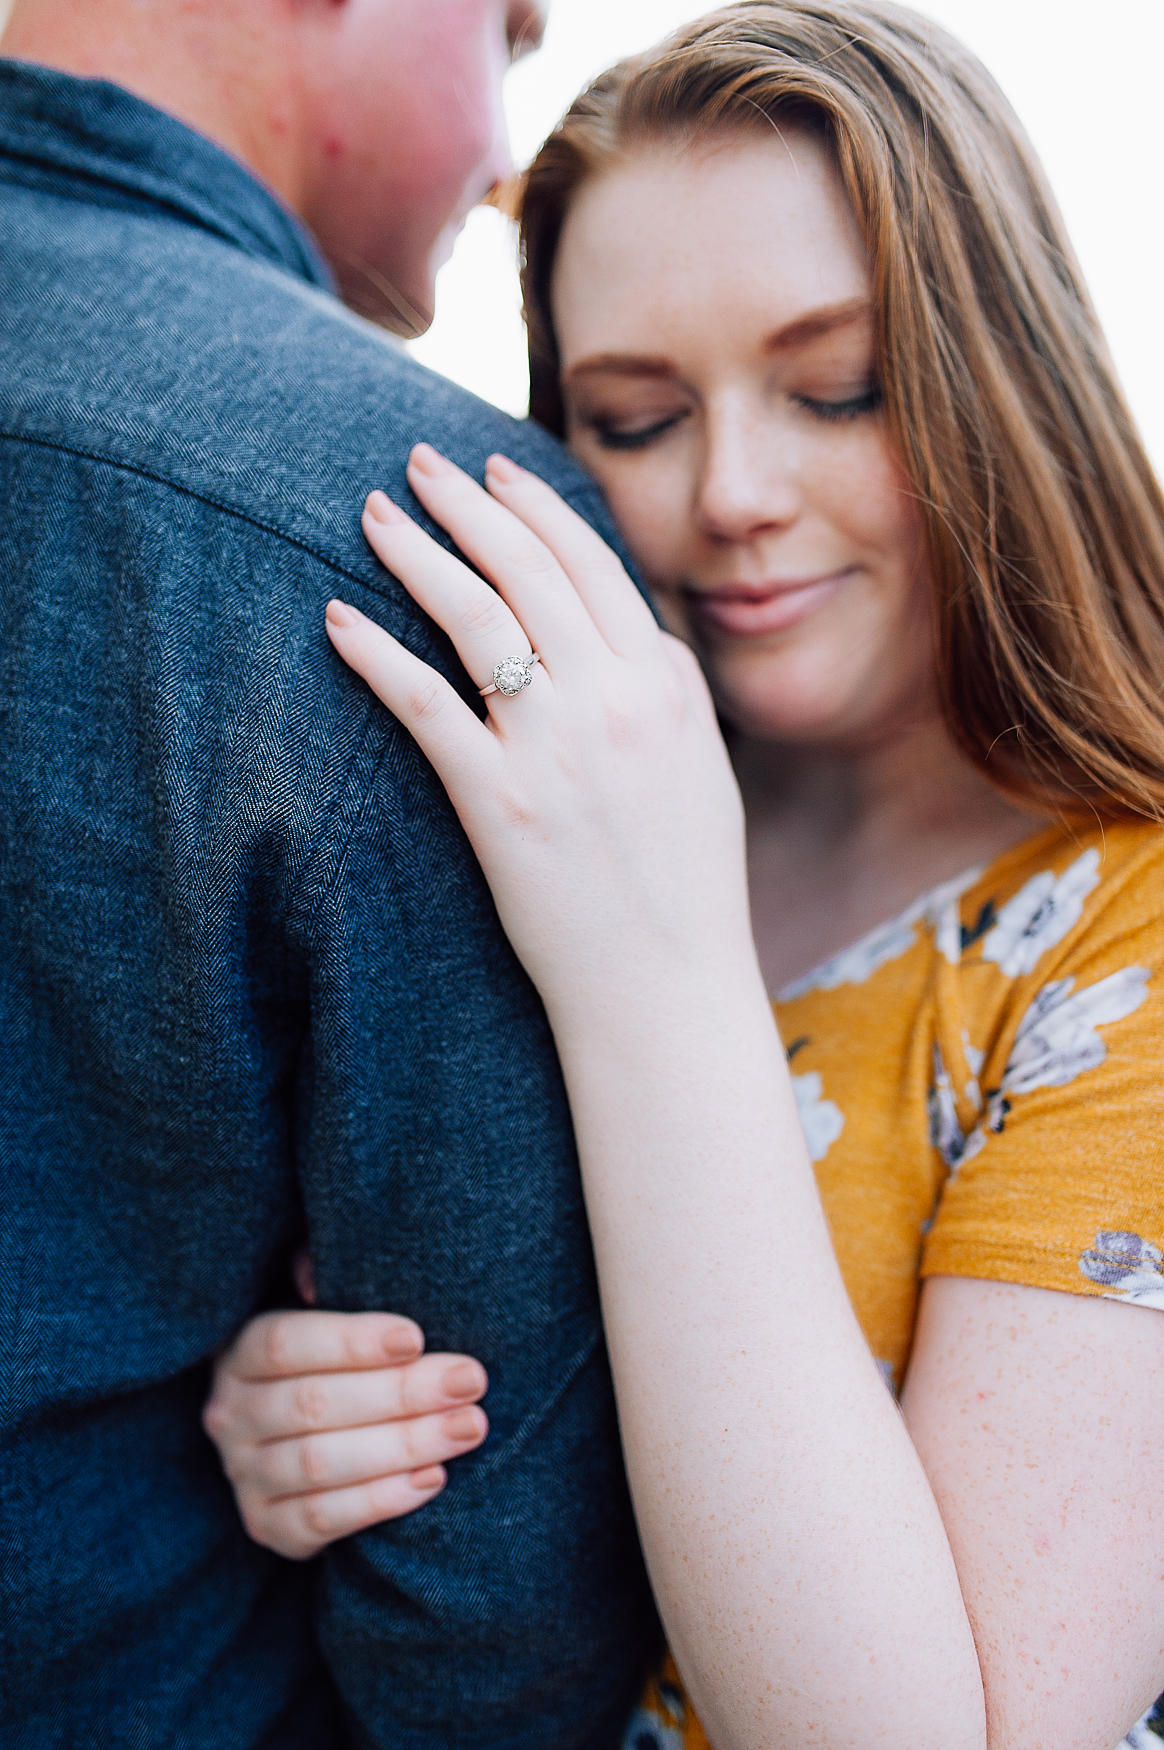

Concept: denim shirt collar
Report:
left=0, top=57, right=335, bottom=291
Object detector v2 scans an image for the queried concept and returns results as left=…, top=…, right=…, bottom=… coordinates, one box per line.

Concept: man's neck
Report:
left=1, top=0, right=308, bottom=211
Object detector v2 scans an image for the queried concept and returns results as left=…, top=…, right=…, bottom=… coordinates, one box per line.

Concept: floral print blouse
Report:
left=629, top=819, right=1164, bottom=1750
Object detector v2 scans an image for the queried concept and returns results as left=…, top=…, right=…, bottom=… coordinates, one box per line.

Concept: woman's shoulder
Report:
left=923, top=815, right=1164, bottom=1308
left=959, top=815, right=1164, bottom=983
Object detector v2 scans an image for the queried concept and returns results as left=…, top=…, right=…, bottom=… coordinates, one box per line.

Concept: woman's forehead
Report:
left=551, top=130, right=871, bottom=365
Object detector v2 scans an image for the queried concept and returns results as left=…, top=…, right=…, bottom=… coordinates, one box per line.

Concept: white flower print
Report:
left=933, top=892, right=965, bottom=966
left=622, top=1674, right=688, bottom=1750
left=929, top=966, right=1149, bottom=1168
left=982, top=846, right=1100, bottom=977
left=1002, top=965, right=1149, bottom=1095
left=792, top=1071, right=845, bottom=1162
left=1115, top=1695, right=1164, bottom=1747
left=1080, top=1232, right=1164, bottom=1311
left=779, top=865, right=983, bottom=998
left=961, top=1031, right=985, bottom=1112
left=621, top=1710, right=684, bottom=1750
left=927, top=1043, right=986, bottom=1170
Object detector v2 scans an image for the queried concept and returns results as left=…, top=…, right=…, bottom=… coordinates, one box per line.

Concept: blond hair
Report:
left=517, top=1, right=1164, bottom=818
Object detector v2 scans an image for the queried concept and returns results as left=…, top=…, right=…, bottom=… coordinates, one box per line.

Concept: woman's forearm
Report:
left=548, top=960, right=987, bottom=1750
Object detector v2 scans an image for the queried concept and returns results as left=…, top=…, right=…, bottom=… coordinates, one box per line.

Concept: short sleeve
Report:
left=922, top=826, right=1164, bottom=1311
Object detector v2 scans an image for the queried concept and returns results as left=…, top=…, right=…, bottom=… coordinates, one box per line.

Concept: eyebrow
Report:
left=562, top=298, right=874, bottom=384
left=763, top=298, right=873, bottom=353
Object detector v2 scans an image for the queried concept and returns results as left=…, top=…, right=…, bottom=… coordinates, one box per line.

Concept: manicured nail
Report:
left=383, top=1321, right=423, bottom=1362
left=410, top=1465, right=446, bottom=1492
left=365, top=489, right=407, bottom=526
left=443, top=1360, right=486, bottom=1401
left=409, top=443, right=454, bottom=478
left=326, top=599, right=360, bottom=628
left=442, top=1406, right=485, bottom=1443
left=485, top=453, right=523, bottom=484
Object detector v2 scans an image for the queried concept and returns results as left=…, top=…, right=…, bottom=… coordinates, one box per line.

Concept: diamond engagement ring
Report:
left=479, top=653, right=541, bottom=698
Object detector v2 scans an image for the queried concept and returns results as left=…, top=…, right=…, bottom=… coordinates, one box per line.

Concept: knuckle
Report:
left=399, top=1419, right=428, bottom=1467
left=395, top=1366, right=429, bottom=1421
left=292, top=1378, right=329, bottom=1429
left=301, top=1496, right=334, bottom=1542
left=407, top=674, right=448, bottom=723
left=456, top=590, right=510, bottom=640
left=261, top=1316, right=294, bottom=1374
left=507, top=543, right=560, bottom=585
left=298, top=1435, right=333, bottom=1487
left=600, top=699, right=647, bottom=751
left=585, top=550, right=626, bottom=586
left=496, top=786, right=539, bottom=832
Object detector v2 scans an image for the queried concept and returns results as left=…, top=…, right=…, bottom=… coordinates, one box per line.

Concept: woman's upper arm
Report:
left=902, top=1274, right=1164, bottom=1750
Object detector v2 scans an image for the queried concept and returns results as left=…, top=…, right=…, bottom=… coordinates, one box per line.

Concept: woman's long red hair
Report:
left=516, top=1, right=1164, bottom=818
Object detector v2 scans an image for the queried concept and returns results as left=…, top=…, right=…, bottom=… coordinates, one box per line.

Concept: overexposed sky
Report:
left=410, top=0, right=1164, bottom=473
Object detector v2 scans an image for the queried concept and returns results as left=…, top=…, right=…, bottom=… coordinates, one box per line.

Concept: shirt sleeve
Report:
left=922, top=827, right=1164, bottom=1311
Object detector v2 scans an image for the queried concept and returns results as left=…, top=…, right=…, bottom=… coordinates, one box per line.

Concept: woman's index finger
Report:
left=228, top=1310, right=425, bottom=1382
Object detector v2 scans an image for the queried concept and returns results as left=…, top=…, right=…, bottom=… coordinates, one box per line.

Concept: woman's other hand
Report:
left=202, top=1306, right=489, bottom=1560
left=327, top=445, right=755, bottom=1031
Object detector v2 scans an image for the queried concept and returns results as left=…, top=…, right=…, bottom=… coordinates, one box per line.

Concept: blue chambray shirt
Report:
left=0, top=59, right=656, bottom=1750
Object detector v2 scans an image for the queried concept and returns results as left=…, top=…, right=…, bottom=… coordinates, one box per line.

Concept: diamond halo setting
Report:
left=480, top=653, right=540, bottom=698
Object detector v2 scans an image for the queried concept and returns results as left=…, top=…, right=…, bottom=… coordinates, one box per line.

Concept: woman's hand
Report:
left=203, top=1307, right=488, bottom=1560
left=326, top=444, right=754, bottom=1031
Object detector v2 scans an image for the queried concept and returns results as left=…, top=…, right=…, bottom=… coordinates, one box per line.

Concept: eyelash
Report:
left=795, top=387, right=884, bottom=422
left=592, top=415, right=685, bottom=452
left=590, top=386, right=884, bottom=452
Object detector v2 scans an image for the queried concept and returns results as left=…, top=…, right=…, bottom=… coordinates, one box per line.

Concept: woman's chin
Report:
left=707, top=654, right=878, bottom=748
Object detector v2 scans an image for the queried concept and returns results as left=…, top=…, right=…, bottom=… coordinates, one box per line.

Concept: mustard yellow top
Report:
left=629, top=819, right=1164, bottom=1750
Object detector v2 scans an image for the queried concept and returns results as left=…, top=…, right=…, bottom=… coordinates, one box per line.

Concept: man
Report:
left=0, top=3, right=656, bottom=1744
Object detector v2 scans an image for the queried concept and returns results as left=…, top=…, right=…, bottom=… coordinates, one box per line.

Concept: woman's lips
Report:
left=688, top=570, right=851, bottom=638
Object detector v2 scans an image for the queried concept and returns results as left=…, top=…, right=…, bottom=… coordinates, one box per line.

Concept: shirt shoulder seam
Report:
left=0, top=426, right=607, bottom=605
left=0, top=425, right=404, bottom=604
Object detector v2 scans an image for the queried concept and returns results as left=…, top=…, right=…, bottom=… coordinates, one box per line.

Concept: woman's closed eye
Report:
left=793, top=384, right=884, bottom=422
left=590, top=410, right=690, bottom=451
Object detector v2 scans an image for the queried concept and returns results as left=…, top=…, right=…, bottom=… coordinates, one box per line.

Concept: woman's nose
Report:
left=694, top=406, right=803, bottom=544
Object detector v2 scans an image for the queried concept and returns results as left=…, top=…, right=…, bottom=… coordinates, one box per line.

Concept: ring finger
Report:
left=362, top=494, right=551, bottom=707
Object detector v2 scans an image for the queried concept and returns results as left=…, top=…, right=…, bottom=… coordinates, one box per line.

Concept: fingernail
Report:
left=383, top=1322, right=423, bottom=1362
left=443, top=1360, right=486, bottom=1401
left=410, top=1465, right=446, bottom=1492
left=365, top=490, right=407, bottom=526
left=409, top=443, right=454, bottom=478
left=326, top=599, right=359, bottom=628
left=442, top=1406, right=485, bottom=1443
left=485, top=454, right=523, bottom=484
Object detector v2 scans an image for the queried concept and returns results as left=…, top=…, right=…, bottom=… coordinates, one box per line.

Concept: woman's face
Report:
left=553, top=128, right=934, bottom=748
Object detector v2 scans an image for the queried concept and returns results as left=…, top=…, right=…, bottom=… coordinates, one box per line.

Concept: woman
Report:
left=203, top=5, right=1164, bottom=1744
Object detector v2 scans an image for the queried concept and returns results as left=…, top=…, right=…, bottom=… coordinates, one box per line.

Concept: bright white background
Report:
left=410, top=0, right=1164, bottom=473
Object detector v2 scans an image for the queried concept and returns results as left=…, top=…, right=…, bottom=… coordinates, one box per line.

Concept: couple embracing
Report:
left=2, top=1, right=1162, bottom=1746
